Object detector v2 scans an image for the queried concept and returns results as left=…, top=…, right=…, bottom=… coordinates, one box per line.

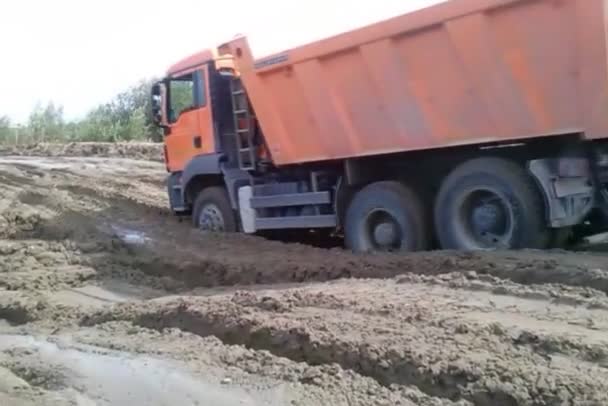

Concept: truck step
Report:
left=250, top=191, right=331, bottom=209
left=255, top=215, right=337, bottom=230
left=253, top=182, right=299, bottom=196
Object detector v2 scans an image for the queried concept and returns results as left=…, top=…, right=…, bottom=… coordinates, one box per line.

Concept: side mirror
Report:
left=151, top=82, right=168, bottom=128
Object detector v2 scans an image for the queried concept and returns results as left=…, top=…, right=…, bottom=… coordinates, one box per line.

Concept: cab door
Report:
left=164, top=65, right=215, bottom=172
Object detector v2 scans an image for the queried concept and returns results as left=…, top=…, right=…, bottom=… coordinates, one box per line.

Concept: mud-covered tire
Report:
left=192, top=187, right=237, bottom=232
left=435, top=157, right=548, bottom=250
left=548, top=227, right=572, bottom=249
left=345, top=181, right=429, bottom=253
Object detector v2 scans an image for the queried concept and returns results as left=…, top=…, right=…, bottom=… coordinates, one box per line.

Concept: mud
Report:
left=1, top=150, right=608, bottom=405
left=82, top=283, right=608, bottom=405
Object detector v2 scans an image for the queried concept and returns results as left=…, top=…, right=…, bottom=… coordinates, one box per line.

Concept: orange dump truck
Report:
left=152, top=0, right=608, bottom=252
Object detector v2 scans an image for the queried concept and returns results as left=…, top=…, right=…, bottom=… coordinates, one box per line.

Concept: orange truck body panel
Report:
left=221, top=0, right=608, bottom=166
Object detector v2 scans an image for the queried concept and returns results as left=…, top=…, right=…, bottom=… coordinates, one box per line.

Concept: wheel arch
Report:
left=184, top=174, right=225, bottom=206
left=181, top=153, right=225, bottom=205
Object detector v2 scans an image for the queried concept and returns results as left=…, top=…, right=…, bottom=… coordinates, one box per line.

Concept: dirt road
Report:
left=1, top=151, right=607, bottom=405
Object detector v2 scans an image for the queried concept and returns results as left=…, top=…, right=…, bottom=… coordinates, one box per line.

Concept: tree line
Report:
left=0, top=79, right=163, bottom=145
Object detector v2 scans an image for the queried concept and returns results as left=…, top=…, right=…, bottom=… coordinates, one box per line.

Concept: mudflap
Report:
left=167, top=172, right=189, bottom=214
left=528, top=158, right=595, bottom=228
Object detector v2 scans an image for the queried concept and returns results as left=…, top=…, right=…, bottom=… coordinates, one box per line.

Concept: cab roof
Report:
left=166, top=49, right=214, bottom=77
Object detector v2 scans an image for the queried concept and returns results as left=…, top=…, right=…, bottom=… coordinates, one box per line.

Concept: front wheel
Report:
left=192, top=187, right=237, bottom=232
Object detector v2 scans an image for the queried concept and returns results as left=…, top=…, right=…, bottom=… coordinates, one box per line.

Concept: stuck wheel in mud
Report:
left=434, top=157, right=548, bottom=250
left=345, top=181, right=428, bottom=253
left=548, top=227, right=572, bottom=249
left=192, top=187, right=237, bottom=232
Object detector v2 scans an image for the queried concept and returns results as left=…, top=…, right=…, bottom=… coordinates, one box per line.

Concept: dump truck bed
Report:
left=222, top=0, right=608, bottom=166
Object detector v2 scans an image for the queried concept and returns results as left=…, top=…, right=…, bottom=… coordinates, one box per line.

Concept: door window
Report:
left=168, top=70, right=206, bottom=124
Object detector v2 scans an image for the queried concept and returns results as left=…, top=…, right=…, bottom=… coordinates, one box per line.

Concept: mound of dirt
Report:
left=0, top=142, right=163, bottom=162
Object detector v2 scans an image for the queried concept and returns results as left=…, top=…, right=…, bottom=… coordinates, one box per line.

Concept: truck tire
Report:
left=548, top=227, right=572, bottom=249
left=434, top=157, right=548, bottom=250
left=192, top=187, right=237, bottom=232
left=345, top=181, right=428, bottom=253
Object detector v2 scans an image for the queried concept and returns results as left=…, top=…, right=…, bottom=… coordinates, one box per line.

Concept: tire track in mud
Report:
left=66, top=321, right=471, bottom=406
left=83, top=301, right=475, bottom=403
left=120, top=237, right=608, bottom=297
left=394, top=271, right=608, bottom=312
left=81, top=287, right=608, bottom=406
left=0, top=291, right=80, bottom=326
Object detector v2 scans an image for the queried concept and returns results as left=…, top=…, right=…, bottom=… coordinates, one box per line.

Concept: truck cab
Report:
left=152, top=48, right=263, bottom=231
left=152, top=50, right=237, bottom=174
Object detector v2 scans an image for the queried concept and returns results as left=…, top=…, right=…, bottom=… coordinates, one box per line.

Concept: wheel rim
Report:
left=456, top=188, right=514, bottom=249
left=362, top=209, right=403, bottom=251
left=197, top=203, right=225, bottom=232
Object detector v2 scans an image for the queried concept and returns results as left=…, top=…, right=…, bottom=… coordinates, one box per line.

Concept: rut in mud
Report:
left=0, top=151, right=608, bottom=405
left=82, top=280, right=608, bottom=405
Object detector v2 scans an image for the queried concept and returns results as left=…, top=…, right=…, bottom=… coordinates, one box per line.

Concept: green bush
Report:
left=0, top=116, right=11, bottom=139
left=0, top=78, right=163, bottom=145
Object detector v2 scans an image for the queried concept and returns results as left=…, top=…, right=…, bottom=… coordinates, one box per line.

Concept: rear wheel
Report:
left=345, top=181, right=429, bottom=253
left=192, top=187, right=237, bottom=232
left=434, top=157, right=548, bottom=250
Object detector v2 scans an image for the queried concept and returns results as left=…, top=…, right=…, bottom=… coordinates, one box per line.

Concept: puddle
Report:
left=0, top=334, right=266, bottom=406
left=48, top=284, right=165, bottom=310
left=109, top=225, right=151, bottom=246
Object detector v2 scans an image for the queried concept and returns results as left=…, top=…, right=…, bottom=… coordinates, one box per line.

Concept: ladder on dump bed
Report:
left=230, top=79, right=257, bottom=171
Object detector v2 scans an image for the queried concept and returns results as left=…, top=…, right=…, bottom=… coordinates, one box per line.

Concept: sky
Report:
left=0, top=0, right=443, bottom=123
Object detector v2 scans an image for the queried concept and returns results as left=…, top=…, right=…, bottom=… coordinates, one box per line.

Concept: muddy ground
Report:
left=0, top=149, right=607, bottom=405
left=0, top=142, right=163, bottom=162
